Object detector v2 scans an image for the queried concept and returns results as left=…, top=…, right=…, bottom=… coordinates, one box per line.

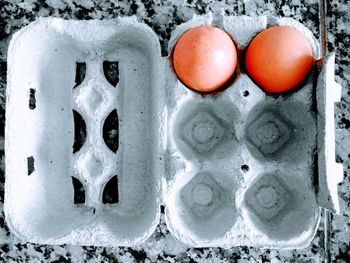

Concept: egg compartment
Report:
left=164, top=14, right=342, bottom=248
left=5, top=17, right=163, bottom=246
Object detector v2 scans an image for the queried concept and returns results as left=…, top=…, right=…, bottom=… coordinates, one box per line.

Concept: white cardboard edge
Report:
left=316, top=53, right=343, bottom=214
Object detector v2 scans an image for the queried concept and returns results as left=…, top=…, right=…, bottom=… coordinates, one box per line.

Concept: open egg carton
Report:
left=5, top=14, right=343, bottom=249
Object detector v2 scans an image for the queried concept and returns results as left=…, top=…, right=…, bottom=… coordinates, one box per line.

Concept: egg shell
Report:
left=172, top=25, right=237, bottom=93
left=245, top=26, right=314, bottom=93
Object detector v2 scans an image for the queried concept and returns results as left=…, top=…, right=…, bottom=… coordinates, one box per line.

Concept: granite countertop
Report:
left=0, top=0, right=349, bottom=262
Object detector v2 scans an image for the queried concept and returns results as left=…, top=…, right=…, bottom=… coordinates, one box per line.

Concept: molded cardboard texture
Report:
left=163, top=14, right=341, bottom=248
left=5, top=17, right=163, bottom=246
left=5, top=15, right=342, bottom=248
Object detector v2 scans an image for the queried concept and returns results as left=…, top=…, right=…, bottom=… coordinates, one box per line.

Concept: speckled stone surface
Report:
left=0, top=0, right=349, bottom=262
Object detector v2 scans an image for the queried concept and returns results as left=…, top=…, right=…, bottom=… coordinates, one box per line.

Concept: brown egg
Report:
left=172, top=25, right=237, bottom=93
left=245, top=26, right=314, bottom=93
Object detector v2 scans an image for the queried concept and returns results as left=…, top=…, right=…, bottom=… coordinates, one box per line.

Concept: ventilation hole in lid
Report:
left=71, top=177, right=85, bottom=204
left=243, top=90, right=250, bottom=97
left=74, top=62, right=86, bottom=88
left=103, top=109, right=119, bottom=153
left=73, top=110, right=87, bottom=153
left=102, top=175, right=119, bottom=204
left=27, top=156, right=35, bottom=176
left=103, top=61, right=119, bottom=87
left=29, top=89, right=36, bottom=110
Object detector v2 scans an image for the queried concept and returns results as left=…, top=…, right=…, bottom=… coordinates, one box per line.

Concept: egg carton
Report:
left=5, top=15, right=342, bottom=248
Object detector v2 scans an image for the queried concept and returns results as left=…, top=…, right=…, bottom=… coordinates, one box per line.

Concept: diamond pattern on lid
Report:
left=77, top=151, right=105, bottom=179
left=78, top=84, right=105, bottom=114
